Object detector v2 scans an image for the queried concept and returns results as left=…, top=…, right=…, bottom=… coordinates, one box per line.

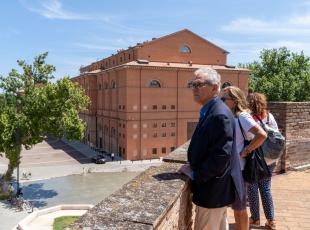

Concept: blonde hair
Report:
left=222, top=86, right=250, bottom=116
left=247, top=92, right=268, bottom=116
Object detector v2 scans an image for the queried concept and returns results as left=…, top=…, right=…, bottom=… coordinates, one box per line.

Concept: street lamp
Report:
left=15, top=89, right=24, bottom=197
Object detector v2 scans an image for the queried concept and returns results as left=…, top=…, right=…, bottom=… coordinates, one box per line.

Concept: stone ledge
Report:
left=70, top=162, right=189, bottom=229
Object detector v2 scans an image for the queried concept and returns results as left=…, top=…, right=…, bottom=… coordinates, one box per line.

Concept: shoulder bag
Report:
left=238, top=118, right=271, bottom=183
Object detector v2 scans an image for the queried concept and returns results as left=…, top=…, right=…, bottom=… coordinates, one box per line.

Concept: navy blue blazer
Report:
left=188, top=97, right=244, bottom=208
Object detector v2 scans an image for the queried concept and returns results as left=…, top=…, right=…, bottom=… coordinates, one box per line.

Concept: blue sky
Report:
left=1, top=0, right=310, bottom=79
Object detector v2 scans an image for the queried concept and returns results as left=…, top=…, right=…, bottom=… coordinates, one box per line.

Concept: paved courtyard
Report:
left=0, top=138, right=161, bottom=229
left=228, top=169, right=310, bottom=230
left=1, top=171, right=140, bottom=230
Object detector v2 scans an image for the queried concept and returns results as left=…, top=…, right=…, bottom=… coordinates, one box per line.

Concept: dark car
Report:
left=92, top=154, right=107, bottom=164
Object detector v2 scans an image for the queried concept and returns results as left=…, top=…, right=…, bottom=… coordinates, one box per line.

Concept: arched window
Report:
left=111, top=81, right=116, bottom=89
left=180, top=45, right=191, bottom=53
left=221, top=82, right=232, bottom=89
left=148, top=80, right=161, bottom=88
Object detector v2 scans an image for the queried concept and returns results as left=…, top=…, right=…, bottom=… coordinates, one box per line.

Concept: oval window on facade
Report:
left=180, top=45, right=191, bottom=53
left=148, top=80, right=161, bottom=88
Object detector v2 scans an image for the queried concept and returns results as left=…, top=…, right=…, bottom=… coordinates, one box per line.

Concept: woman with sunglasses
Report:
left=220, top=86, right=267, bottom=230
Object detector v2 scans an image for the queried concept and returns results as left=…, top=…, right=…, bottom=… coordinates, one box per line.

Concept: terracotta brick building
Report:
left=71, top=29, right=249, bottom=160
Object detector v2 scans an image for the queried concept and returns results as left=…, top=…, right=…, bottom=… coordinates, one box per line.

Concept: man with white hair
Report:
left=178, top=67, right=243, bottom=230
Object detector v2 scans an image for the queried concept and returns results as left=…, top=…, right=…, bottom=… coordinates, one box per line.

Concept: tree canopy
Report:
left=0, top=52, right=90, bottom=185
left=240, top=47, right=310, bottom=101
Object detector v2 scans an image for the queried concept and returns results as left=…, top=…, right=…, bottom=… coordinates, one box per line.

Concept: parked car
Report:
left=92, top=154, right=106, bottom=164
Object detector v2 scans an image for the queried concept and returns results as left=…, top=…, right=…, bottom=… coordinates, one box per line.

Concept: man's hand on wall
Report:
left=177, top=163, right=193, bottom=179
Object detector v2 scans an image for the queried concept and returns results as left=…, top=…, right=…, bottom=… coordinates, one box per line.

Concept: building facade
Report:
left=71, top=29, right=249, bottom=160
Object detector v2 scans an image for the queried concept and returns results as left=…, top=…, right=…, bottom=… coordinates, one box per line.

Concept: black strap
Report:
left=254, top=114, right=267, bottom=131
left=237, top=118, right=247, bottom=140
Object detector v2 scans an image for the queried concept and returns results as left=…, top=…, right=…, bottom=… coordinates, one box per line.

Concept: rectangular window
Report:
left=99, top=138, right=102, bottom=148
left=171, top=132, right=175, bottom=137
left=128, top=53, right=131, bottom=60
left=162, top=147, right=166, bottom=154
left=162, top=105, right=166, bottom=110
left=99, top=84, right=102, bottom=90
left=152, top=132, right=157, bottom=138
left=171, top=122, right=176, bottom=127
left=162, top=132, right=166, bottom=137
left=119, top=105, right=122, bottom=109
left=152, top=148, right=157, bottom=155
left=162, top=122, right=166, bottom=127
left=123, top=124, right=125, bottom=128
left=170, top=147, right=175, bottom=152
left=152, top=105, right=157, bottom=110
left=171, top=105, right=176, bottom=110
left=122, top=105, right=125, bottom=110
left=153, top=122, right=157, bottom=128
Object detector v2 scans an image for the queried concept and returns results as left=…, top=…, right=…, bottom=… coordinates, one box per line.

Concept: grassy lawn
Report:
left=53, top=216, right=80, bottom=230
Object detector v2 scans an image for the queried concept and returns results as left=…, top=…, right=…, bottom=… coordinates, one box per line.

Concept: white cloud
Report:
left=289, top=14, right=310, bottom=25
left=20, top=0, right=89, bottom=20
left=221, top=12, right=310, bottom=35
left=265, top=40, right=310, bottom=54
left=211, top=38, right=310, bottom=65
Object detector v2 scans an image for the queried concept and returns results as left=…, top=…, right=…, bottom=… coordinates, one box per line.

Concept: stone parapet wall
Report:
left=268, top=102, right=310, bottom=171
left=70, top=146, right=193, bottom=229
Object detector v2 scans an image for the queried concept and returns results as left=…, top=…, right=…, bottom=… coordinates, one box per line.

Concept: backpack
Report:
left=255, top=114, right=285, bottom=159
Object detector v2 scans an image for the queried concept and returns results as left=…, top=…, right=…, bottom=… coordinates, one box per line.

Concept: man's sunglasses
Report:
left=187, top=81, right=212, bottom=89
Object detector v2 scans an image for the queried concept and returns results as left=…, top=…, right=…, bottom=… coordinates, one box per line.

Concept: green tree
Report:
left=240, top=47, right=310, bottom=101
left=0, top=53, right=90, bottom=195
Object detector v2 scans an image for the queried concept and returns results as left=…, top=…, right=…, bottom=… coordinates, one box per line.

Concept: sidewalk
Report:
left=228, top=169, right=310, bottom=229
left=1, top=138, right=162, bottom=182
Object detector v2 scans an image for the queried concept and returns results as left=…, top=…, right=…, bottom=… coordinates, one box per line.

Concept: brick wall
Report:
left=269, top=102, right=310, bottom=171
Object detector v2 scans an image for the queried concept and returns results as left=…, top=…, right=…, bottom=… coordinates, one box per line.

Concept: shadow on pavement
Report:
left=43, top=137, right=92, bottom=164
left=22, top=183, right=58, bottom=208
left=0, top=183, right=56, bottom=210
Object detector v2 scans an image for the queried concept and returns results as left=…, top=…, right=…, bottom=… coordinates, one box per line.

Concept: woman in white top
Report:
left=247, top=92, right=278, bottom=230
left=220, top=86, right=267, bottom=230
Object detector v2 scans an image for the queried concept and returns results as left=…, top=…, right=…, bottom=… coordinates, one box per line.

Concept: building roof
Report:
left=75, top=61, right=248, bottom=77
left=79, top=29, right=230, bottom=73
left=124, top=61, right=248, bottom=72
